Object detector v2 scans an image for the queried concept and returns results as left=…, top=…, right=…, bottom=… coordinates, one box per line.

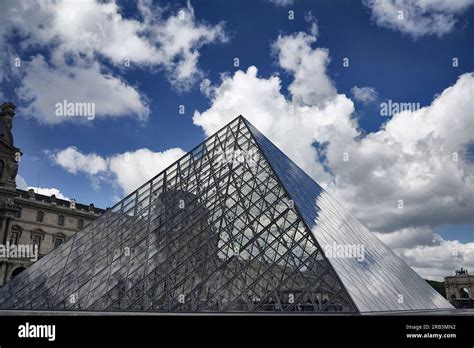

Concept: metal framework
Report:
left=0, top=116, right=453, bottom=313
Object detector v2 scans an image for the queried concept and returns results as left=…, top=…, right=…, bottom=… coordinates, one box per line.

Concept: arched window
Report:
left=58, top=214, right=65, bottom=226
left=0, top=160, right=4, bottom=180
left=36, top=211, right=44, bottom=222
left=460, top=287, right=470, bottom=299
left=78, top=218, right=84, bottom=229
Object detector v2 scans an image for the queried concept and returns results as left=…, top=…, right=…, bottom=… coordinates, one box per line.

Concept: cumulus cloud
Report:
left=399, top=238, right=474, bottom=280
left=374, top=226, right=441, bottom=249
left=143, top=0, right=228, bottom=90
left=15, top=175, right=28, bottom=190
left=339, top=73, right=474, bottom=233
left=15, top=175, right=69, bottom=200
left=0, top=0, right=227, bottom=123
left=51, top=146, right=185, bottom=194
left=108, top=148, right=186, bottom=193
left=376, top=227, right=474, bottom=280
left=17, top=56, right=149, bottom=124
left=351, top=86, right=378, bottom=104
left=28, top=187, right=70, bottom=200
left=272, top=32, right=336, bottom=106
left=363, top=0, right=474, bottom=38
left=193, top=29, right=474, bottom=279
left=53, top=146, right=108, bottom=175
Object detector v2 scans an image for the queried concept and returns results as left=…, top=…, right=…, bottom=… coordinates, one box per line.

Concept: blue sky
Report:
left=1, top=0, right=473, bottom=279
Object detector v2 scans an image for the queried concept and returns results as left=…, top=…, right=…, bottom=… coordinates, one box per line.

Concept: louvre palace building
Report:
left=0, top=102, right=104, bottom=285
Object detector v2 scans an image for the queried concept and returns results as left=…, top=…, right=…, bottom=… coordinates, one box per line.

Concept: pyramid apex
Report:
left=236, top=114, right=248, bottom=122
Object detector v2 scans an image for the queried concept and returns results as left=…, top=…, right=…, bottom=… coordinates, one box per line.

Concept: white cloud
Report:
left=193, top=29, right=474, bottom=278
left=51, top=146, right=185, bottom=194
left=338, top=73, right=474, bottom=233
left=0, top=0, right=227, bottom=123
left=375, top=226, right=441, bottom=249
left=15, top=175, right=28, bottom=190
left=144, top=0, right=228, bottom=90
left=17, top=56, right=149, bottom=124
left=377, top=227, right=474, bottom=280
left=15, top=175, right=69, bottom=200
left=53, top=146, right=108, bottom=175
left=399, top=238, right=474, bottom=280
left=268, top=0, right=294, bottom=7
left=108, top=148, right=186, bottom=193
left=351, top=86, right=378, bottom=104
left=272, top=32, right=337, bottom=106
left=28, top=187, right=69, bottom=200
left=4, top=0, right=157, bottom=65
left=2, top=0, right=226, bottom=81
left=363, top=0, right=474, bottom=38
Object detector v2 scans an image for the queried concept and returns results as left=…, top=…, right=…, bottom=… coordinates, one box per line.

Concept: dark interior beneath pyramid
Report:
left=0, top=116, right=452, bottom=313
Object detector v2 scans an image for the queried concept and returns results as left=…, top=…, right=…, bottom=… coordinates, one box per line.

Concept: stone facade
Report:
left=444, top=268, right=473, bottom=301
left=0, top=102, right=104, bottom=285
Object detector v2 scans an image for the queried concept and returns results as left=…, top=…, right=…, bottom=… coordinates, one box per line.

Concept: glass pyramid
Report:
left=0, top=116, right=453, bottom=313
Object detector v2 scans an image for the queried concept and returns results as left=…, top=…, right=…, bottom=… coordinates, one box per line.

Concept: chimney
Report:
left=1, top=102, right=16, bottom=130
